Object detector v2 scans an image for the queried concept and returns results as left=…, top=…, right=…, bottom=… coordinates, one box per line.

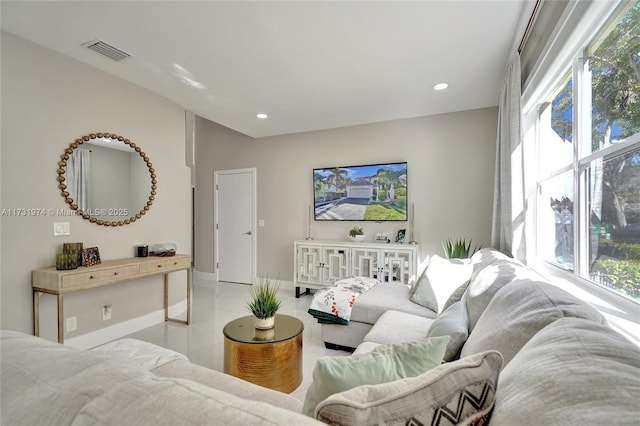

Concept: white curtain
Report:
left=66, top=148, right=91, bottom=212
left=491, top=52, right=526, bottom=260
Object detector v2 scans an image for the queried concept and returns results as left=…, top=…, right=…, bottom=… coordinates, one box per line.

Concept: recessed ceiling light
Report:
left=256, top=113, right=268, bottom=119
left=433, top=83, right=449, bottom=91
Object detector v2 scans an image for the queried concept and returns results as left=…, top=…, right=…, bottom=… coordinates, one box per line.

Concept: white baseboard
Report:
left=64, top=300, right=188, bottom=350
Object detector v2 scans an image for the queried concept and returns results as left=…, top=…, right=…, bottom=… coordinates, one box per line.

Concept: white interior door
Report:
left=214, top=168, right=256, bottom=284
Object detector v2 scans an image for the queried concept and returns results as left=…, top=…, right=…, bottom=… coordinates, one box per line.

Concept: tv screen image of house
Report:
left=313, top=162, right=407, bottom=221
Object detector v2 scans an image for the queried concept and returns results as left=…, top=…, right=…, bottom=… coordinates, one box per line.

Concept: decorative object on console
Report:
left=442, top=238, right=481, bottom=259
left=247, top=276, right=282, bottom=329
left=395, top=229, right=406, bottom=244
left=348, top=226, right=365, bottom=242
left=63, top=242, right=83, bottom=266
left=136, top=245, right=149, bottom=257
left=150, top=243, right=176, bottom=256
left=305, top=204, right=313, bottom=240
left=375, top=232, right=390, bottom=243
left=408, top=203, right=417, bottom=244
left=55, top=252, right=77, bottom=270
left=56, top=132, right=157, bottom=227
left=82, top=246, right=101, bottom=266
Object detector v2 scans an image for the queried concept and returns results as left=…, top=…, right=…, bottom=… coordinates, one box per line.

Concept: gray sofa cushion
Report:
left=468, top=248, right=516, bottom=282
left=363, top=310, right=434, bottom=344
left=460, top=280, right=605, bottom=367
left=92, top=338, right=189, bottom=370
left=491, top=318, right=640, bottom=426
left=321, top=321, right=375, bottom=349
left=350, top=282, right=437, bottom=324
left=464, top=259, right=539, bottom=331
left=426, top=301, right=469, bottom=361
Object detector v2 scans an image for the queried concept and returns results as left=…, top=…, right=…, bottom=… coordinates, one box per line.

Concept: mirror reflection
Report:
left=58, top=133, right=156, bottom=226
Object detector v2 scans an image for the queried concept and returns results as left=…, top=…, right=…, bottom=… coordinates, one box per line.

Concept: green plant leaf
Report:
left=442, top=238, right=481, bottom=259
left=247, top=275, right=282, bottom=319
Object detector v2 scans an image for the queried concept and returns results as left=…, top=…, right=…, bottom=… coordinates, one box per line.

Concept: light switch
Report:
left=258, top=219, right=265, bottom=227
left=53, top=222, right=70, bottom=236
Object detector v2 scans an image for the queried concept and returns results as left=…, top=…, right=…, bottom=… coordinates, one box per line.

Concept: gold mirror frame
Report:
left=57, top=132, right=157, bottom=227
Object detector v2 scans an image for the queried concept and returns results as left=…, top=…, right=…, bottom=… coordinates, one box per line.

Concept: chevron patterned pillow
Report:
left=315, top=350, right=502, bottom=426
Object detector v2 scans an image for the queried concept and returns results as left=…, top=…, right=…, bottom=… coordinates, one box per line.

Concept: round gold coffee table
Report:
left=223, top=314, right=303, bottom=393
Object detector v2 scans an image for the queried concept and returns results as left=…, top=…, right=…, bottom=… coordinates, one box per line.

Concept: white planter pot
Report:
left=254, top=316, right=275, bottom=330
left=349, top=235, right=366, bottom=242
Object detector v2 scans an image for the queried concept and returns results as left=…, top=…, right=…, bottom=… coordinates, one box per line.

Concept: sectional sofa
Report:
left=312, top=248, right=640, bottom=424
left=2, top=248, right=639, bottom=425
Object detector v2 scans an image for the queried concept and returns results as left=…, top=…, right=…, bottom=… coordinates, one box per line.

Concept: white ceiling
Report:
left=1, top=1, right=534, bottom=138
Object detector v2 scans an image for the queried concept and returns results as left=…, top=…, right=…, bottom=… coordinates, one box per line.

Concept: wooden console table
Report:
left=32, top=254, right=191, bottom=343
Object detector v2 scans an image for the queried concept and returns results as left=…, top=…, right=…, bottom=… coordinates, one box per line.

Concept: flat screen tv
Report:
left=313, top=162, right=407, bottom=221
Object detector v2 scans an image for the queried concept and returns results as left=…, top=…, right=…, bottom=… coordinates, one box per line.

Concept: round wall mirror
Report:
left=57, top=132, right=157, bottom=226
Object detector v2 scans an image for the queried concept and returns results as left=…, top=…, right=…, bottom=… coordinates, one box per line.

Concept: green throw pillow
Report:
left=302, top=335, right=450, bottom=417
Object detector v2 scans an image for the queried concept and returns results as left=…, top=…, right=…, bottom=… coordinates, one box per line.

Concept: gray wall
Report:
left=195, top=107, right=498, bottom=280
left=0, top=32, right=191, bottom=342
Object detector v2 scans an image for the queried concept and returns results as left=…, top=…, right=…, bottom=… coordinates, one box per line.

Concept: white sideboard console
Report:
left=293, top=240, right=418, bottom=297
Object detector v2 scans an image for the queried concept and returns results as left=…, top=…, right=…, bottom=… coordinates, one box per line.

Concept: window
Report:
left=528, top=0, right=640, bottom=302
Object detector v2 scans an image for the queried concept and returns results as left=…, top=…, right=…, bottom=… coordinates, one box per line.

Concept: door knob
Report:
left=244, top=231, right=252, bottom=235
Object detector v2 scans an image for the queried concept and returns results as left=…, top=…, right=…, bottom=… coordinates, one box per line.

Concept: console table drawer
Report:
left=140, top=257, right=190, bottom=274
left=62, top=265, right=139, bottom=289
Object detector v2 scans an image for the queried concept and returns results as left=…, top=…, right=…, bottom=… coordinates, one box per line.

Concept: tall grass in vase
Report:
left=247, top=276, right=282, bottom=329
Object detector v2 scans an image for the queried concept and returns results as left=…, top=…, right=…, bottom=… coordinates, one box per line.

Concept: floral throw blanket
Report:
left=308, top=276, right=380, bottom=325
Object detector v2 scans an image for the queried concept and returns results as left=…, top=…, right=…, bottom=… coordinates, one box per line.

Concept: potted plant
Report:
left=442, top=238, right=481, bottom=259
left=348, top=226, right=366, bottom=242
left=247, top=276, right=281, bottom=329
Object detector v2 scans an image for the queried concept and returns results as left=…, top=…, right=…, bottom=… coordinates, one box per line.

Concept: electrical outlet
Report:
left=66, top=316, right=77, bottom=332
left=102, top=305, right=112, bottom=321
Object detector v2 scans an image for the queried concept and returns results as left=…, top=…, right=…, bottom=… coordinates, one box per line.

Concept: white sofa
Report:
left=0, top=330, right=323, bottom=426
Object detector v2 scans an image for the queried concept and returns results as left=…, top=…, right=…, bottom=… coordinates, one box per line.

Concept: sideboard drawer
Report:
left=62, top=265, right=139, bottom=289
left=140, top=257, right=191, bottom=274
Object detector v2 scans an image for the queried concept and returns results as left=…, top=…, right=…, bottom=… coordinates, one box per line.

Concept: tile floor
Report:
left=123, top=275, right=348, bottom=401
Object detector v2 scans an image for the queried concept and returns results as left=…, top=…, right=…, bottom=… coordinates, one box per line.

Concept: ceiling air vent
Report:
left=82, top=39, right=131, bottom=62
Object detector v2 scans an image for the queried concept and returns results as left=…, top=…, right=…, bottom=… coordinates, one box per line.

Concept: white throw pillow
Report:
left=316, top=350, right=503, bottom=426
left=410, top=255, right=473, bottom=313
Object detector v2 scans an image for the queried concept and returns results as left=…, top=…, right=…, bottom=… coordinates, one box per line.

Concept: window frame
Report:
left=524, top=0, right=640, bottom=339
